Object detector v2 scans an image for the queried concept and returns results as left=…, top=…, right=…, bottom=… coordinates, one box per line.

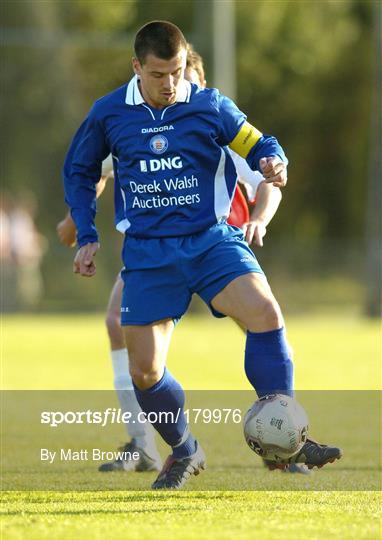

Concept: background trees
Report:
left=1, top=0, right=379, bottom=314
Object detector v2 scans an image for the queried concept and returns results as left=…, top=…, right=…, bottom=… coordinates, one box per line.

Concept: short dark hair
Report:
left=134, top=21, right=187, bottom=64
left=186, top=43, right=205, bottom=84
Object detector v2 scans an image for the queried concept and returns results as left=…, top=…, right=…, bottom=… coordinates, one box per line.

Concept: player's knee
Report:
left=129, top=362, right=163, bottom=390
left=249, top=296, right=283, bottom=331
left=261, top=297, right=282, bottom=326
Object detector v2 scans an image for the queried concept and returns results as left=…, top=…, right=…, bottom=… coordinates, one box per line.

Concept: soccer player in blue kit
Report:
left=57, top=46, right=286, bottom=476
left=64, top=21, right=342, bottom=489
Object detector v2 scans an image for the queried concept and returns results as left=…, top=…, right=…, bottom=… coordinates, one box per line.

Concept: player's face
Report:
left=133, top=50, right=187, bottom=109
left=184, top=67, right=206, bottom=88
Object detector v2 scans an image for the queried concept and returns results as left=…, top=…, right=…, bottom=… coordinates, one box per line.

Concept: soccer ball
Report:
left=243, top=394, right=309, bottom=461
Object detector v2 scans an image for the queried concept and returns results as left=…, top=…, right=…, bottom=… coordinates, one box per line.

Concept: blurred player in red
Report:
left=57, top=44, right=292, bottom=473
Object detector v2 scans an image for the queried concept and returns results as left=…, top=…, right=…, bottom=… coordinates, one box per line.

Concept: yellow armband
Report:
left=228, top=121, right=263, bottom=158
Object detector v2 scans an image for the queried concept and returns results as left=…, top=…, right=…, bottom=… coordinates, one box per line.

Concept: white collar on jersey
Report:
left=125, top=74, right=191, bottom=106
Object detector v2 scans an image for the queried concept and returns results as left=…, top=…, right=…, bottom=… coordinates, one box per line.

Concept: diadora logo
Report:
left=149, top=135, right=168, bottom=154
left=141, top=125, right=174, bottom=134
left=140, top=156, right=183, bottom=172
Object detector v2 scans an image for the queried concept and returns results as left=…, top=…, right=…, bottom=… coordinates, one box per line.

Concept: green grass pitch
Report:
left=1, top=312, right=381, bottom=539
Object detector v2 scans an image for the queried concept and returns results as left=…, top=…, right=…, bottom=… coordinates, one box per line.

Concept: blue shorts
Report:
left=120, top=222, right=263, bottom=325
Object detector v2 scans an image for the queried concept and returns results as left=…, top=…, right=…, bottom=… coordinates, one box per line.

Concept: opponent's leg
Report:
left=100, top=275, right=161, bottom=472
left=105, top=275, right=126, bottom=351
left=124, top=321, right=205, bottom=489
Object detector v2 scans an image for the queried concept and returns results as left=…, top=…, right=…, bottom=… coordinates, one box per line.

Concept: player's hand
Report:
left=57, top=214, right=76, bottom=247
left=242, top=220, right=267, bottom=246
left=73, top=242, right=100, bottom=277
left=260, top=157, right=287, bottom=188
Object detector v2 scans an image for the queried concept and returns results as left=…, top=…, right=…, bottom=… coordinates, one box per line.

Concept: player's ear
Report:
left=132, top=57, right=141, bottom=76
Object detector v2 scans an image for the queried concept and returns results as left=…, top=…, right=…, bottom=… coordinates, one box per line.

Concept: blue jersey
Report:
left=63, top=76, right=287, bottom=246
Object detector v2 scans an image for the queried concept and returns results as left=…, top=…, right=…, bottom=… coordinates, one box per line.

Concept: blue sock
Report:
left=133, top=368, right=196, bottom=458
left=245, top=327, right=294, bottom=397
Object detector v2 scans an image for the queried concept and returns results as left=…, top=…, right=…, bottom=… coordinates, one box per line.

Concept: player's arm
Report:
left=229, top=150, right=282, bottom=245
left=57, top=174, right=110, bottom=247
left=243, top=182, right=282, bottom=246
left=63, top=105, right=109, bottom=276
left=217, top=95, right=288, bottom=187
left=229, top=121, right=287, bottom=188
